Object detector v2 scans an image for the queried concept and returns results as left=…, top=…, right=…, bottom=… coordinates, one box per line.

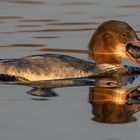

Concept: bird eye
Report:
left=122, top=33, right=127, bottom=37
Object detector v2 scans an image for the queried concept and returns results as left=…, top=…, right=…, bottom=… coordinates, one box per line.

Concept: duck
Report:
left=0, top=20, right=140, bottom=81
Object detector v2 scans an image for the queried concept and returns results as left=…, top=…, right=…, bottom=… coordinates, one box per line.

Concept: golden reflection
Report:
left=89, top=77, right=140, bottom=123
left=39, top=48, right=89, bottom=54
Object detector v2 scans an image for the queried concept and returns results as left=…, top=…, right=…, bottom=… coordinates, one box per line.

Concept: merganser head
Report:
left=89, top=20, right=140, bottom=65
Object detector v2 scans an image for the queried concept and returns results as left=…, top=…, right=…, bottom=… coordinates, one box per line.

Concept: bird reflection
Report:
left=1, top=73, right=140, bottom=123
left=1, top=77, right=95, bottom=97
left=89, top=76, right=140, bottom=124
left=27, top=88, right=58, bottom=97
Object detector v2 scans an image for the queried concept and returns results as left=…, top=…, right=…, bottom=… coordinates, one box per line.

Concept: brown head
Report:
left=89, top=20, right=140, bottom=65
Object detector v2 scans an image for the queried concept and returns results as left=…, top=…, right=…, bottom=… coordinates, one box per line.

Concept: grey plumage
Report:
left=0, top=54, right=133, bottom=82
left=0, top=54, right=95, bottom=81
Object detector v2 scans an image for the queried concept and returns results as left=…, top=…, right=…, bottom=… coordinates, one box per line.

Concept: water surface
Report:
left=1, top=0, right=140, bottom=140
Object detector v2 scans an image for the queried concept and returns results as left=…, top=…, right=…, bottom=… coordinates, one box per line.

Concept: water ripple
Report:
left=47, top=22, right=99, bottom=26
left=0, top=44, right=46, bottom=48
left=17, top=27, right=96, bottom=32
left=118, top=4, right=140, bottom=8
left=60, top=2, right=97, bottom=6
left=0, top=0, right=46, bottom=4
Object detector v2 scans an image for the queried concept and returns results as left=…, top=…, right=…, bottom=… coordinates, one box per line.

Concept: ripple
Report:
left=20, top=19, right=58, bottom=23
left=30, top=98, right=49, bottom=101
left=16, top=24, right=43, bottom=27
left=33, top=36, right=60, bottom=39
left=114, top=14, right=132, bottom=17
left=65, top=12, right=84, bottom=15
left=118, top=4, right=140, bottom=8
left=60, top=2, right=97, bottom=6
left=39, top=48, right=89, bottom=54
left=0, top=0, right=46, bottom=4
left=0, top=21, right=5, bottom=23
left=18, top=27, right=96, bottom=32
left=0, top=44, right=46, bottom=48
left=0, top=31, right=16, bottom=34
left=0, top=16, right=23, bottom=20
left=47, top=21, right=99, bottom=26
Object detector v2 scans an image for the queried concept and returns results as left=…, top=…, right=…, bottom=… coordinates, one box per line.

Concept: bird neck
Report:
left=89, top=35, right=122, bottom=65
left=88, top=31, right=124, bottom=65
left=92, top=52, right=122, bottom=65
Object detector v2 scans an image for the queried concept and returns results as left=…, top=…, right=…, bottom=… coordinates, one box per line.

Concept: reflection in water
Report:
left=0, top=77, right=95, bottom=97
left=1, top=73, right=140, bottom=123
left=4, top=74, right=140, bottom=124
left=39, top=48, right=89, bottom=54
left=89, top=76, right=140, bottom=124
left=13, top=77, right=95, bottom=88
left=27, top=88, right=58, bottom=97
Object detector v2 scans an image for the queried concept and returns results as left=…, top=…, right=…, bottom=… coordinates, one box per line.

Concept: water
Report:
left=0, top=0, right=140, bottom=140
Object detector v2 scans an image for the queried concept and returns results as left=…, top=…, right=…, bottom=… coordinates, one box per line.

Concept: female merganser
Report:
left=0, top=20, right=140, bottom=81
